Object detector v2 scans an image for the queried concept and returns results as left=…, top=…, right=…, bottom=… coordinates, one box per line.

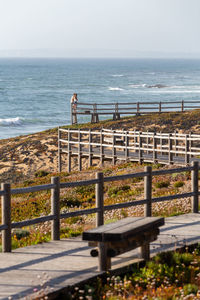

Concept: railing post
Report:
left=189, top=132, right=193, bottom=160
left=191, top=161, right=199, bottom=213
left=58, top=127, right=62, bottom=173
left=153, top=132, right=157, bottom=163
left=168, top=133, right=173, bottom=164
left=125, top=131, right=129, bottom=161
left=174, top=130, right=177, bottom=157
left=51, top=177, right=60, bottom=240
left=1, top=183, right=11, bottom=252
left=95, top=172, right=107, bottom=271
left=144, top=166, right=152, bottom=217
left=95, top=172, right=104, bottom=227
left=68, top=129, right=71, bottom=173
left=181, top=100, right=184, bottom=112
left=89, top=129, right=93, bottom=167
left=138, top=132, right=142, bottom=164
left=100, top=129, right=104, bottom=166
left=112, top=130, right=116, bottom=165
left=159, top=101, right=161, bottom=113
left=78, top=129, right=82, bottom=171
left=185, top=134, right=190, bottom=165
left=137, top=102, right=140, bottom=115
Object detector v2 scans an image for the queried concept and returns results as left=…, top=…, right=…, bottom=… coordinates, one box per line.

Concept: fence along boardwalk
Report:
left=0, top=163, right=200, bottom=298
left=2, top=214, right=200, bottom=299
left=58, top=128, right=200, bottom=172
left=71, top=100, right=200, bottom=124
left=0, top=162, right=199, bottom=253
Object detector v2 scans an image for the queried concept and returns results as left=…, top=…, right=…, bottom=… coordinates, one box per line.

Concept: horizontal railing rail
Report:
left=71, top=100, right=200, bottom=124
left=0, top=162, right=199, bottom=253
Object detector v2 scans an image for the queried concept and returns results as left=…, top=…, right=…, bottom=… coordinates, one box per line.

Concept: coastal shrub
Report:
left=174, top=181, right=184, bottom=188
left=34, top=170, right=49, bottom=178
left=13, top=229, right=30, bottom=240
left=155, top=181, right=170, bottom=188
left=107, top=185, right=130, bottom=197
left=75, top=184, right=95, bottom=195
left=183, top=284, right=198, bottom=295
left=60, top=197, right=81, bottom=208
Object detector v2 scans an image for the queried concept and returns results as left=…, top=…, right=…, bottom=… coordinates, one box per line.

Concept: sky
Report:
left=0, top=0, right=200, bottom=58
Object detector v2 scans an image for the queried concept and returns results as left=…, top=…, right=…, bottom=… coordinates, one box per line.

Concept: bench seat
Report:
left=82, top=217, right=164, bottom=271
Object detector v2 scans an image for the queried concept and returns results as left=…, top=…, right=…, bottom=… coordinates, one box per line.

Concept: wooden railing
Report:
left=71, top=100, right=200, bottom=124
left=0, top=162, right=199, bottom=252
left=58, top=128, right=200, bottom=172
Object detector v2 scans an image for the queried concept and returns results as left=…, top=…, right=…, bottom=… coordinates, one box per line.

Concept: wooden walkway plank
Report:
left=1, top=213, right=200, bottom=299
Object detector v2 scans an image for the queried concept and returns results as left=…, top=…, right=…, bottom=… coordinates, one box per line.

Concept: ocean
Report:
left=1, top=58, right=200, bottom=140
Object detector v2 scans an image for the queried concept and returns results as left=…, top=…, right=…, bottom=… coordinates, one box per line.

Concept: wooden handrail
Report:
left=0, top=162, right=199, bottom=253
left=58, top=128, right=200, bottom=171
left=71, top=100, right=200, bottom=124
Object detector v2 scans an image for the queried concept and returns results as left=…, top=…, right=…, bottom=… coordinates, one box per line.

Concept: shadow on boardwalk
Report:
left=1, top=213, right=200, bottom=299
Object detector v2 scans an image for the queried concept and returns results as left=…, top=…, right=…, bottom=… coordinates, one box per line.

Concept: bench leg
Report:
left=140, top=243, right=150, bottom=260
left=98, top=242, right=111, bottom=271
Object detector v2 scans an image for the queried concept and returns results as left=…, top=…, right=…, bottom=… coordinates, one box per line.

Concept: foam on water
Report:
left=108, top=87, right=124, bottom=91
left=0, top=117, right=23, bottom=126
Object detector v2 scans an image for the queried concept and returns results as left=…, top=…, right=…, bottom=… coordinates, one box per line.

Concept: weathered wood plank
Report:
left=82, top=217, right=164, bottom=242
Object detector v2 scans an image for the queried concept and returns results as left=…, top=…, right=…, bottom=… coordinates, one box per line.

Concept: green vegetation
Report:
left=0, top=160, right=192, bottom=250
left=174, top=181, right=185, bottom=188
left=70, top=247, right=200, bottom=299
left=155, top=181, right=170, bottom=189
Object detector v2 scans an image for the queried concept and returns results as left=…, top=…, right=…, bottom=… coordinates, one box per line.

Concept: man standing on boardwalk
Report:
left=70, top=93, right=78, bottom=124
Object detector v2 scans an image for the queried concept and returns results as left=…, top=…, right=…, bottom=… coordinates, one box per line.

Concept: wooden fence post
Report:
left=137, top=102, right=140, bottom=115
left=112, top=130, right=116, bottom=165
left=168, top=133, right=173, bottom=164
left=174, top=130, right=177, bottom=157
left=58, top=127, right=62, bottom=173
left=95, top=172, right=107, bottom=271
left=100, top=129, right=104, bottom=166
left=89, top=129, right=93, bottom=167
left=78, top=129, right=82, bottom=171
left=138, top=132, right=142, bottom=164
left=189, top=132, right=193, bottom=160
left=68, top=129, right=71, bottom=173
left=159, top=101, right=161, bottom=113
left=144, top=166, right=152, bottom=217
left=125, top=131, right=129, bottom=161
left=1, top=183, right=11, bottom=252
left=181, top=100, right=184, bottom=112
left=191, top=161, right=199, bottom=213
left=153, top=133, right=157, bottom=163
left=185, top=134, right=190, bottom=165
left=51, top=177, right=60, bottom=240
left=95, top=172, right=104, bottom=227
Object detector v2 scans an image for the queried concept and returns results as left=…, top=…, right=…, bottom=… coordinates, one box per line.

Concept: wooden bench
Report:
left=82, top=217, right=164, bottom=271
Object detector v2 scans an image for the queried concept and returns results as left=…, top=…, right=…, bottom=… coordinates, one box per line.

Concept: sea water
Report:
left=1, top=58, right=200, bottom=140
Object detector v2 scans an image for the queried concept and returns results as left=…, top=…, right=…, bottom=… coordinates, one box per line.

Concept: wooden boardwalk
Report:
left=71, top=100, right=200, bottom=124
left=1, top=213, right=200, bottom=300
left=58, top=128, right=200, bottom=172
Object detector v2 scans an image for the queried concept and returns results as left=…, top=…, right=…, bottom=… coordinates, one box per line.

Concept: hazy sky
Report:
left=0, top=0, right=200, bottom=58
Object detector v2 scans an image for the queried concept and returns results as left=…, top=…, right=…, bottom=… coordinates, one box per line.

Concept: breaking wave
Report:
left=0, top=117, right=23, bottom=126
left=108, top=87, right=124, bottom=91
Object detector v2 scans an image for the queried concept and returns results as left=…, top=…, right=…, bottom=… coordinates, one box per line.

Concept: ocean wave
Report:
left=129, top=84, right=147, bottom=88
left=108, top=87, right=124, bottom=91
left=0, top=117, right=23, bottom=126
left=111, top=74, right=124, bottom=77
